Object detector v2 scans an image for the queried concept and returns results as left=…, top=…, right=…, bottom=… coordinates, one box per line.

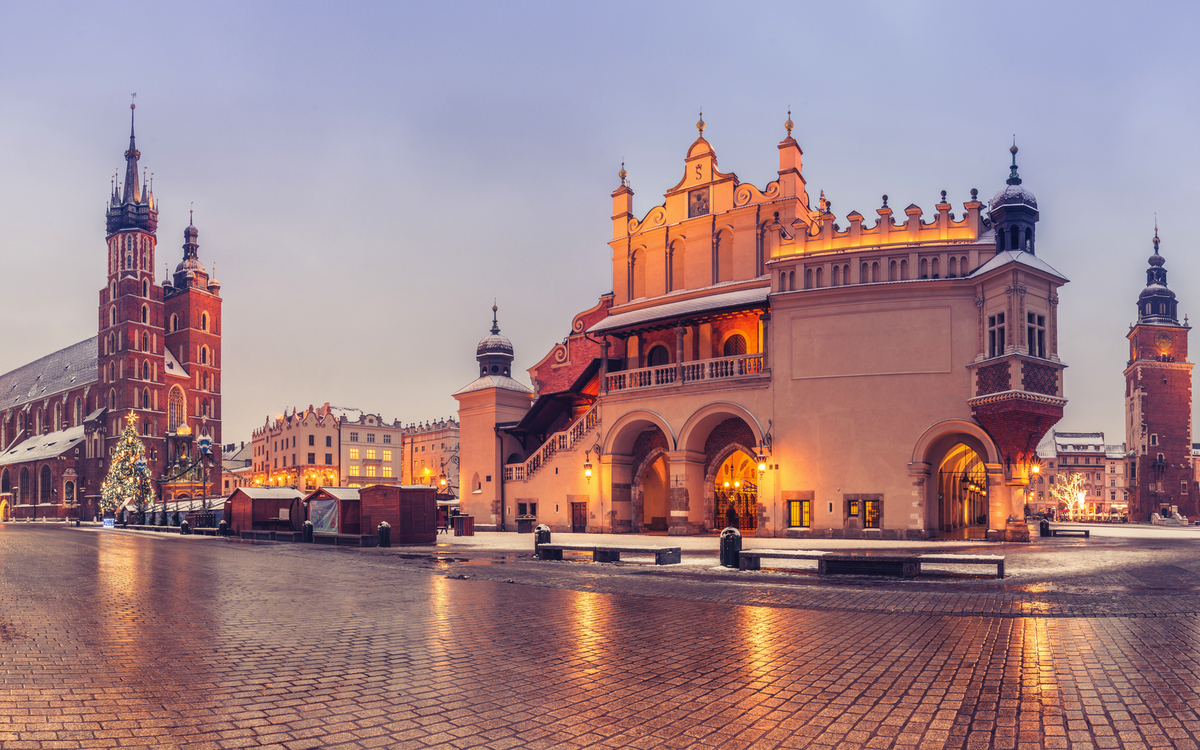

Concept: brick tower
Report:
left=1124, top=227, right=1194, bottom=522
left=100, top=102, right=166, bottom=471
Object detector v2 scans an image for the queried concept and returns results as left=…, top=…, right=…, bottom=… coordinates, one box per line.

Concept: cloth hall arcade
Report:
left=456, top=116, right=1068, bottom=540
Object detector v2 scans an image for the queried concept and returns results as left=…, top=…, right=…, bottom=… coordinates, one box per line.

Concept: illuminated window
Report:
left=723, top=334, right=747, bottom=357
left=349, top=448, right=359, bottom=460
left=382, top=466, right=393, bottom=477
left=647, top=345, right=670, bottom=367
left=383, top=450, right=392, bottom=461
left=350, top=465, right=359, bottom=477
left=366, top=449, right=376, bottom=460
left=864, top=499, right=881, bottom=529
left=788, top=500, right=811, bottom=528
left=365, top=465, right=377, bottom=478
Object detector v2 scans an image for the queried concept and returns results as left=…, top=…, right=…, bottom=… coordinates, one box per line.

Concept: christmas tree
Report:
left=100, top=413, right=154, bottom=521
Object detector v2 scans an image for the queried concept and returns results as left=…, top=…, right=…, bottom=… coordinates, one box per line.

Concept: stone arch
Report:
left=705, top=438, right=760, bottom=531
left=603, top=410, right=676, bottom=456
left=629, top=431, right=671, bottom=533
left=910, top=419, right=1002, bottom=537
left=677, top=402, right=764, bottom=455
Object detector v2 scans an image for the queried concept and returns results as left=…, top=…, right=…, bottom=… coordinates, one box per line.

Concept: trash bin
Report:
left=719, top=526, right=742, bottom=568
left=516, top=515, right=536, bottom=533
left=180, top=520, right=190, bottom=536
left=303, top=520, right=314, bottom=543
left=534, top=524, right=551, bottom=556
left=1039, top=519, right=1050, bottom=538
left=378, top=521, right=391, bottom=548
left=218, top=520, right=228, bottom=537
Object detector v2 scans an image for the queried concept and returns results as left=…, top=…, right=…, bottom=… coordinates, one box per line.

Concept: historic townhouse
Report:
left=0, top=105, right=223, bottom=520
left=457, top=116, right=1068, bottom=539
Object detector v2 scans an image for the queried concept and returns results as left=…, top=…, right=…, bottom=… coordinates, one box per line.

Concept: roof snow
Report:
left=0, top=425, right=86, bottom=467
left=0, top=338, right=98, bottom=411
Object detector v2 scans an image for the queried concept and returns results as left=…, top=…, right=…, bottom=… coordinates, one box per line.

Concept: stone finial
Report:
left=697, top=110, right=705, bottom=137
left=785, top=107, right=793, bottom=137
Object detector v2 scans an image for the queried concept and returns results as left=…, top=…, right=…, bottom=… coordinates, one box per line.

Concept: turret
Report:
left=988, top=142, right=1038, bottom=255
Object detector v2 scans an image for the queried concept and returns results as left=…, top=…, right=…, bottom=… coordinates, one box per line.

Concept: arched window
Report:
left=723, top=334, right=747, bottom=357
left=948, top=257, right=957, bottom=278
left=779, top=271, right=787, bottom=290
left=920, top=258, right=929, bottom=279
left=168, top=386, right=185, bottom=431
left=107, top=362, right=115, bottom=382
left=889, top=260, right=897, bottom=281
left=931, top=257, right=939, bottom=279
left=647, top=345, right=670, bottom=367
left=142, top=280, right=149, bottom=297
left=832, top=265, right=840, bottom=286
left=861, top=262, right=869, bottom=283
left=998, top=230, right=1005, bottom=252
left=1025, top=227, right=1033, bottom=253
left=202, top=399, right=211, bottom=418
left=871, top=262, right=879, bottom=282
left=108, top=389, right=116, bottom=411
left=668, top=241, right=684, bottom=292
left=960, top=256, right=968, bottom=274
left=804, top=268, right=813, bottom=289
left=200, top=346, right=208, bottom=365
left=0, top=469, right=8, bottom=495
left=110, top=307, right=117, bottom=326
left=170, top=314, right=178, bottom=332
left=40, top=465, right=52, bottom=502
left=142, top=388, right=150, bottom=408
left=35, top=409, right=42, bottom=434
left=110, top=282, right=117, bottom=300
left=73, top=398, right=82, bottom=427
left=1010, top=226, right=1019, bottom=252
left=814, top=267, right=823, bottom=288
left=843, top=264, right=850, bottom=284
left=788, top=270, right=795, bottom=291
left=141, top=332, right=149, bottom=352
left=201, top=313, right=208, bottom=332
left=19, top=467, right=29, bottom=502
left=141, top=305, right=148, bottom=324
left=900, top=259, right=908, bottom=280
left=54, top=403, right=61, bottom=431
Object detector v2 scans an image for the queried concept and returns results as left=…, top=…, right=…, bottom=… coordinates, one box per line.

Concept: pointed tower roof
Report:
left=106, top=101, right=158, bottom=236
left=122, top=103, right=141, bottom=205
left=1137, top=223, right=1181, bottom=325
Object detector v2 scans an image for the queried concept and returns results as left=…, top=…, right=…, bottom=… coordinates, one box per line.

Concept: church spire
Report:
left=1138, top=223, right=1179, bottom=325
left=122, top=100, right=141, bottom=205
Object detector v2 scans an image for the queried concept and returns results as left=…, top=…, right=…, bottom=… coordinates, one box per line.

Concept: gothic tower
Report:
left=162, top=215, right=223, bottom=487
left=1124, top=228, right=1194, bottom=522
left=99, top=102, right=166, bottom=471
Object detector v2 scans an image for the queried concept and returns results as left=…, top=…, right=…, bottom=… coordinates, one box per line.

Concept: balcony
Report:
left=605, top=353, right=765, bottom=394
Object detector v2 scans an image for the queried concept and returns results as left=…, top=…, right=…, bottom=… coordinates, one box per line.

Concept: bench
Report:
left=738, top=550, right=1005, bottom=579
left=313, top=533, right=379, bottom=547
left=1051, top=528, right=1090, bottom=538
left=536, top=543, right=681, bottom=565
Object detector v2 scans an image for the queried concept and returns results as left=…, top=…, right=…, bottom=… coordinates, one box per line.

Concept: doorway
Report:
left=937, top=443, right=987, bottom=537
left=571, top=502, right=587, bottom=533
left=640, top=455, right=669, bottom=531
left=713, top=449, right=757, bottom=531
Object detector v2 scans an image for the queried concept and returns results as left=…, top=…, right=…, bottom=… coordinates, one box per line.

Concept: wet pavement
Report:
left=2, top=524, right=1200, bottom=749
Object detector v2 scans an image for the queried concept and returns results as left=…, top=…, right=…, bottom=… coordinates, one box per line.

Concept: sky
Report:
left=1, top=1, right=1198, bottom=447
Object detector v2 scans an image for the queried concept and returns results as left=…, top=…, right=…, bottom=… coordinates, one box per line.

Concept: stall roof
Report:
left=305, top=487, right=360, bottom=501
left=229, top=488, right=303, bottom=500
left=587, top=287, right=769, bottom=335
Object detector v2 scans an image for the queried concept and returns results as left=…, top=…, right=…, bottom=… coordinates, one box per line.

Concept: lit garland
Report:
left=1049, top=471, right=1088, bottom=521
left=99, top=413, right=153, bottom=517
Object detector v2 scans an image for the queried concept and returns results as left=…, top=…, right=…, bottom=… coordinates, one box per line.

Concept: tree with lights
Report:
left=1049, top=471, right=1087, bottom=521
left=100, top=413, right=154, bottom=522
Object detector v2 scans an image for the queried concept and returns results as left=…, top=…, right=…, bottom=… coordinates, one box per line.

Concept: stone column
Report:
left=760, top=312, right=771, bottom=372
left=985, top=463, right=1008, bottom=537
left=603, top=454, right=632, bottom=535
left=665, top=450, right=705, bottom=535
left=675, top=326, right=685, bottom=385
left=599, top=337, right=610, bottom=395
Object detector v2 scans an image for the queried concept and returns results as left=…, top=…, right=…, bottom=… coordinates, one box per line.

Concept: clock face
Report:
left=1154, top=332, right=1174, bottom=355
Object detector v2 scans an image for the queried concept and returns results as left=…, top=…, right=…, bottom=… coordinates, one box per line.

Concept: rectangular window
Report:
left=384, top=435, right=392, bottom=444
left=325, top=453, right=333, bottom=464
left=847, top=499, right=859, bottom=519
left=1026, top=312, right=1046, bottom=358
left=308, top=453, right=315, bottom=464
left=350, top=433, right=359, bottom=442
left=518, top=502, right=527, bottom=515
left=326, top=436, right=332, bottom=447
left=365, top=465, right=377, bottom=478
left=530, top=502, right=537, bottom=516
left=366, top=449, right=377, bottom=460
left=1111, top=492, right=1116, bottom=501
left=988, top=312, right=1006, bottom=358
left=308, top=435, right=315, bottom=446
left=788, top=500, right=811, bottom=528
left=383, top=450, right=392, bottom=461
left=382, top=466, right=393, bottom=477
left=1184, top=482, right=1190, bottom=494
left=349, top=448, right=359, bottom=460
left=864, top=499, right=881, bottom=529
left=367, top=433, right=376, bottom=443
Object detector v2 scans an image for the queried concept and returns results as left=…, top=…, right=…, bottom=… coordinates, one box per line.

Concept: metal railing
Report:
left=503, top=401, right=600, bottom=483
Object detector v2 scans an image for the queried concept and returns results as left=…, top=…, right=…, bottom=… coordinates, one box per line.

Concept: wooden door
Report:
left=571, top=502, right=587, bottom=533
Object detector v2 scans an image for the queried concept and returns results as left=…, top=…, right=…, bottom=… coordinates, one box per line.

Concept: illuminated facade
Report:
left=0, top=106, right=223, bottom=520
left=339, top=412, right=404, bottom=488
left=400, top=418, right=459, bottom=491
left=252, top=404, right=341, bottom=491
left=456, top=118, right=1068, bottom=539
left=1031, top=432, right=1127, bottom=517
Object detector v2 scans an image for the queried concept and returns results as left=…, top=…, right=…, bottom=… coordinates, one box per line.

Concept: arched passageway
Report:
left=937, top=443, right=988, bottom=538
left=713, top=448, right=757, bottom=531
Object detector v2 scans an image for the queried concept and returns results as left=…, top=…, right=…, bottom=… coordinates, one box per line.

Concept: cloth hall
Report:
left=456, top=116, right=1068, bottom=540
left=0, top=106, right=223, bottom=521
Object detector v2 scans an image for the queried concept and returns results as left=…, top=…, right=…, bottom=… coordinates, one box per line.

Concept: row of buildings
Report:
left=234, top=406, right=459, bottom=494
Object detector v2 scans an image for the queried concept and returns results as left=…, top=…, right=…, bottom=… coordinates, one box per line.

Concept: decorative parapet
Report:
left=969, top=355, right=1063, bottom=400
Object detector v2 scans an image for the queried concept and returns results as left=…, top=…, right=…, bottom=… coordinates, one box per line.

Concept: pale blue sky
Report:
left=1, top=1, right=1197, bottom=446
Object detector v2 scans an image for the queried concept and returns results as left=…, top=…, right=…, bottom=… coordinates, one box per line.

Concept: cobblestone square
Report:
left=2, top=525, right=1199, bottom=749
